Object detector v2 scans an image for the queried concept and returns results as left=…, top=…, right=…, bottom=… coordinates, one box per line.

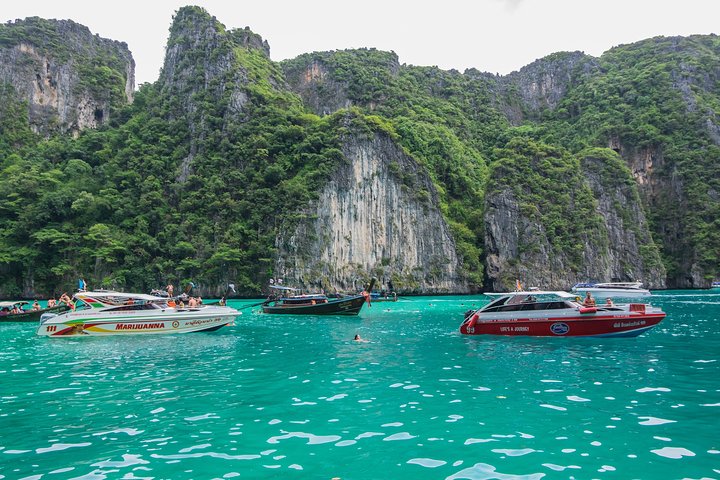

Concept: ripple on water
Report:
left=35, top=442, right=92, bottom=454
left=383, top=432, right=416, bottom=441
left=266, top=432, right=341, bottom=445
left=91, top=453, right=149, bottom=468
left=650, top=447, right=696, bottom=459
left=638, top=416, right=676, bottom=426
left=492, top=448, right=538, bottom=457
left=447, top=462, right=544, bottom=480
left=407, top=458, right=447, bottom=468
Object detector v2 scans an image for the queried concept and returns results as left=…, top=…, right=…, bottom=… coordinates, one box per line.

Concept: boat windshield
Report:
left=481, top=293, right=577, bottom=313
left=74, top=299, right=91, bottom=311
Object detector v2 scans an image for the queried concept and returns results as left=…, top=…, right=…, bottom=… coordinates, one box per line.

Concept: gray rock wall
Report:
left=484, top=150, right=666, bottom=291
left=0, top=18, right=135, bottom=135
left=274, top=130, right=468, bottom=293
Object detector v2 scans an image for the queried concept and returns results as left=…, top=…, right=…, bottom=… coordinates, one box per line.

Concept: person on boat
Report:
left=47, top=297, right=56, bottom=308
left=188, top=297, right=197, bottom=308
left=0, top=307, right=8, bottom=316
left=166, top=284, right=174, bottom=297
left=583, top=292, right=596, bottom=307
left=59, top=293, right=71, bottom=306
left=605, top=297, right=614, bottom=306
left=219, top=296, right=226, bottom=306
left=32, top=300, right=41, bottom=311
left=11, top=304, right=22, bottom=314
left=197, top=296, right=203, bottom=305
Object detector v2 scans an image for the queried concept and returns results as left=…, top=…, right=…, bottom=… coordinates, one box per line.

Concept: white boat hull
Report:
left=37, top=308, right=238, bottom=337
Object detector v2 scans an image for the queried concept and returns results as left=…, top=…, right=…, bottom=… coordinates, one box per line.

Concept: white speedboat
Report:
left=461, top=291, right=665, bottom=337
left=571, top=282, right=651, bottom=298
left=37, top=291, right=239, bottom=337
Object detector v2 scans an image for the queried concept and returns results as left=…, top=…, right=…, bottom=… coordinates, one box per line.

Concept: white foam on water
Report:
left=636, top=387, right=671, bottom=393
left=540, top=404, right=567, bottom=411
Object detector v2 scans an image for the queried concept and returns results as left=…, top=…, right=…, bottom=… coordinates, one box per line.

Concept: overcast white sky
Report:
left=2, top=0, right=719, bottom=86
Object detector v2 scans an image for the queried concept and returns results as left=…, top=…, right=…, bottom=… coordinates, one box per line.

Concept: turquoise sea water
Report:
left=1, top=291, right=719, bottom=479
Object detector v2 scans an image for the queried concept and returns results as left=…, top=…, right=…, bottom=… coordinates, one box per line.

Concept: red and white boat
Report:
left=460, top=291, right=665, bottom=337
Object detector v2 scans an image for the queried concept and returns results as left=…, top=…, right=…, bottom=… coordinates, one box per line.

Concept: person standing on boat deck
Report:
left=166, top=284, right=174, bottom=297
left=32, top=300, right=41, bottom=311
left=47, top=297, right=56, bottom=308
left=583, top=291, right=596, bottom=307
left=59, top=293, right=71, bottom=306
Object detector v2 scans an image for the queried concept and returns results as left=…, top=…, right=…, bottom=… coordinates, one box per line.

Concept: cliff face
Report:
left=484, top=148, right=665, bottom=291
left=0, top=17, right=134, bottom=135
left=274, top=128, right=468, bottom=293
left=495, top=51, right=599, bottom=124
left=282, top=49, right=401, bottom=117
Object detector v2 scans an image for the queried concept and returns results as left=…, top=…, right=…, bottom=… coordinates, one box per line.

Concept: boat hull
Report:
left=460, top=311, right=665, bottom=337
left=0, top=304, right=70, bottom=323
left=37, top=309, right=238, bottom=337
left=262, top=295, right=367, bottom=315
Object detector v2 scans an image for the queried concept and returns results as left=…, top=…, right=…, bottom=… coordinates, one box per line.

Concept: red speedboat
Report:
left=460, top=291, right=665, bottom=337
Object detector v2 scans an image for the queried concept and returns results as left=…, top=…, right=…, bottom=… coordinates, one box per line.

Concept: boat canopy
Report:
left=74, top=291, right=168, bottom=306
left=572, top=282, right=644, bottom=289
left=0, top=301, right=28, bottom=308
left=484, top=291, right=576, bottom=299
left=269, top=285, right=300, bottom=291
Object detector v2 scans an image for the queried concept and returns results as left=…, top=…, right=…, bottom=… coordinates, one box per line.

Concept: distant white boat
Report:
left=571, top=282, right=651, bottom=299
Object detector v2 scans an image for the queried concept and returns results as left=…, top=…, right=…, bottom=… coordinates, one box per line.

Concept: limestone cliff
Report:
left=158, top=6, right=281, bottom=181
left=281, top=49, right=401, bottom=117
left=274, top=126, right=468, bottom=293
left=493, top=51, right=599, bottom=125
left=0, top=17, right=134, bottom=135
left=484, top=148, right=665, bottom=291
